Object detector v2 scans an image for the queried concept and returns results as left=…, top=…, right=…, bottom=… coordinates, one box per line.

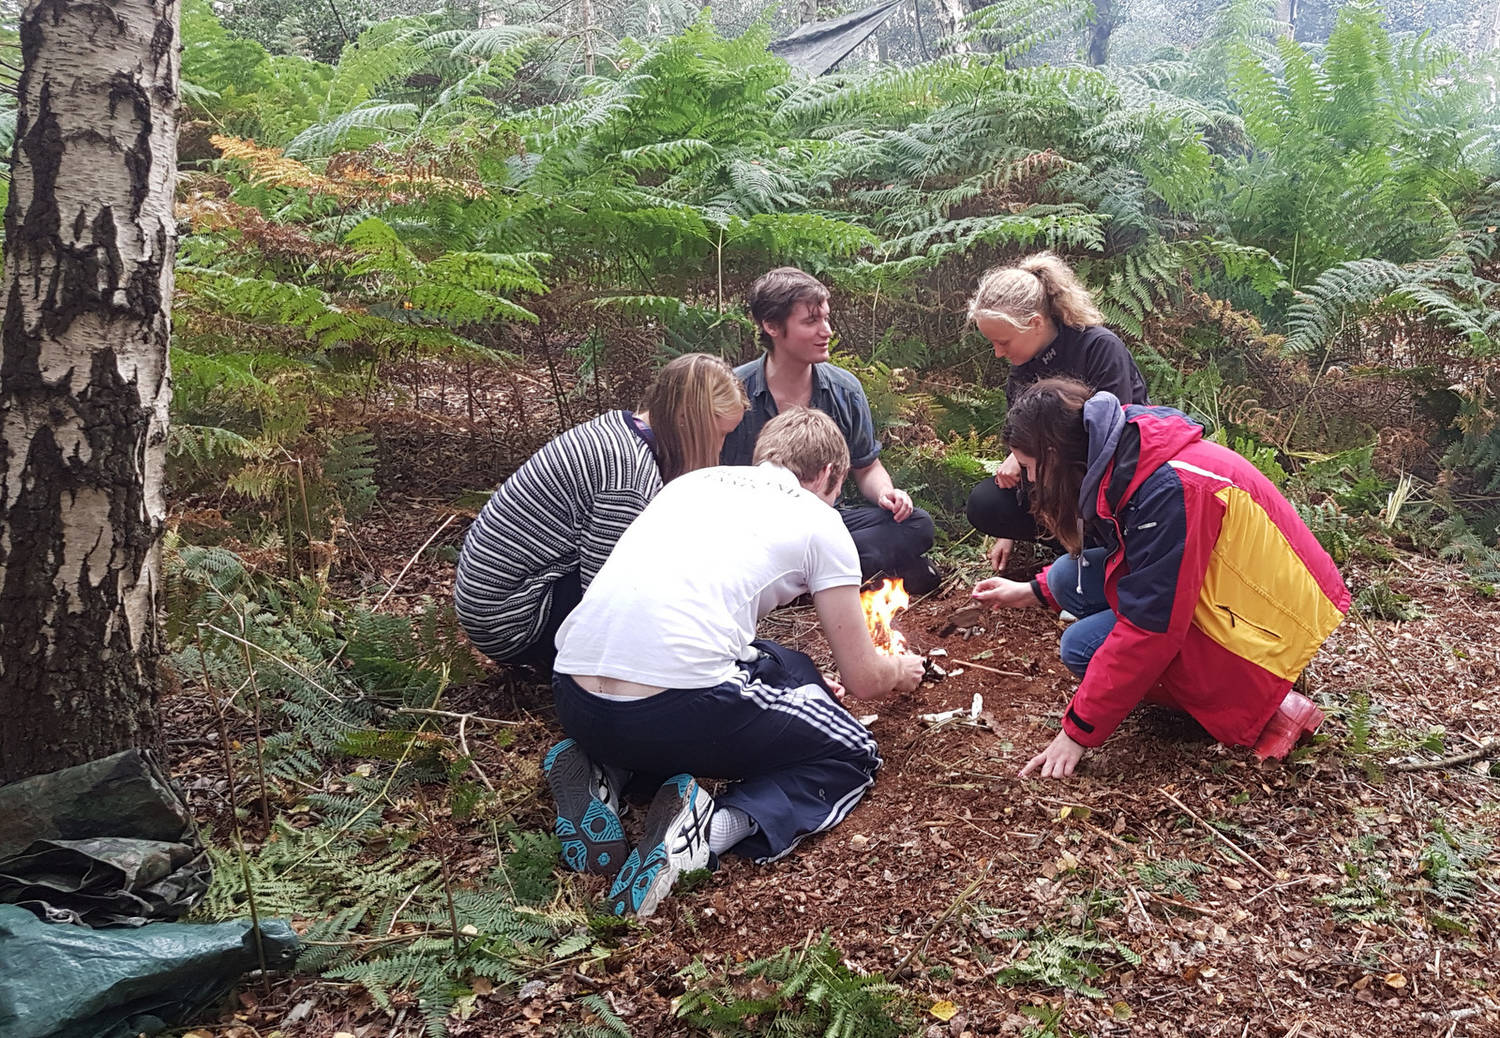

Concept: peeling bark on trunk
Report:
left=1087, top=0, right=1122, bottom=65
left=1274, top=0, right=1298, bottom=37
left=0, top=0, right=178, bottom=783
left=934, top=0, right=971, bottom=54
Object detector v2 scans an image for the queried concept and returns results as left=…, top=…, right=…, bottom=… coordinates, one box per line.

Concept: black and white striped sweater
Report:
left=454, top=410, right=659, bottom=660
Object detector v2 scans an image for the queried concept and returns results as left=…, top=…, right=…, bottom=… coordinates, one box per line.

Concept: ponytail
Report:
left=967, top=251, right=1104, bottom=332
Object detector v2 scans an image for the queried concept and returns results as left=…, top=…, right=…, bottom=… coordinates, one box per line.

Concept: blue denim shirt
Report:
left=719, top=355, right=882, bottom=469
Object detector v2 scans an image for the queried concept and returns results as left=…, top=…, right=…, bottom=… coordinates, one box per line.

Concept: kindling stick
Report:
left=953, top=658, right=1029, bottom=679
left=1158, top=787, right=1276, bottom=880
left=1394, top=739, right=1500, bottom=773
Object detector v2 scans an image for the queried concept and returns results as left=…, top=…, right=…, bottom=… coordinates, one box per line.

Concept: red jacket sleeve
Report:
left=1061, top=471, right=1226, bottom=747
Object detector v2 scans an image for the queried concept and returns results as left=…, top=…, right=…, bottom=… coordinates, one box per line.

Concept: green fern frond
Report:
left=960, top=0, right=1095, bottom=63
left=1284, top=258, right=1409, bottom=353
left=284, top=100, right=420, bottom=159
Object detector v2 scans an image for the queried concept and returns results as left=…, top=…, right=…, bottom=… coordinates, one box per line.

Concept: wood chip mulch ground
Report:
left=173, top=492, right=1500, bottom=1038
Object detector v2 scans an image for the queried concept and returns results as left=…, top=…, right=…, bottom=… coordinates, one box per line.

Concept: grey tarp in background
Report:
left=769, top=0, right=908, bottom=76
left=0, top=748, right=209, bottom=925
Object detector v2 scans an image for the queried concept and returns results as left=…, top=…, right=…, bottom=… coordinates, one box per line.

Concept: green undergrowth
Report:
left=675, top=934, right=916, bottom=1037
left=168, top=541, right=641, bottom=1036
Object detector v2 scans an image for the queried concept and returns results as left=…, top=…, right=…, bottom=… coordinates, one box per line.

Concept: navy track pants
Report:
left=553, top=640, right=881, bottom=863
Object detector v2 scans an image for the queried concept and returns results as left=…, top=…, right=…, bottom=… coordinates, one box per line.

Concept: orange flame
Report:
left=861, top=578, right=910, bottom=655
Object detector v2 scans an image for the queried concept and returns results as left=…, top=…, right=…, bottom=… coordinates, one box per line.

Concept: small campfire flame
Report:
left=861, top=578, right=911, bottom=655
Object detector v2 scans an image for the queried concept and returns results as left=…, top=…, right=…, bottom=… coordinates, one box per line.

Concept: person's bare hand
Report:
left=1019, top=731, right=1086, bottom=779
left=823, top=674, right=846, bottom=702
left=992, top=453, right=1022, bottom=489
left=986, top=537, right=1014, bottom=572
left=971, top=576, right=1035, bottom=609
left=878, top=488, right=914, bottom=523
left=892, top=653, right=925, bottom=693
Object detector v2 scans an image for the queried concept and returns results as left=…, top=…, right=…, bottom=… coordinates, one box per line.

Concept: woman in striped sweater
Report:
left=455, top=354, right=748, bottom=667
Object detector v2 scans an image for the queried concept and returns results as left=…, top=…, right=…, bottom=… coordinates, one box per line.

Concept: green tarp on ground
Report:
left=0, top=751, right=298, bottom=1037
left=0, top=904, right=298, bottom=1038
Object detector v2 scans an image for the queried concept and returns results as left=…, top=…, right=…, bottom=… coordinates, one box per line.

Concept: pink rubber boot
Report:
left=1252, top=690, right=1325, bottom=760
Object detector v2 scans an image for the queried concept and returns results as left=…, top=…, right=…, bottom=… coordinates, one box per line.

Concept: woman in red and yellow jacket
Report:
left=972, top=377, right=1350, bottom=779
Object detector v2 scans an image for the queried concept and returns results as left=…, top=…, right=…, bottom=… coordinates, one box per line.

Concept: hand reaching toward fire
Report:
left=971, top=576, right=1037, bottom=610
left=890, top=652, right=925, bottom=693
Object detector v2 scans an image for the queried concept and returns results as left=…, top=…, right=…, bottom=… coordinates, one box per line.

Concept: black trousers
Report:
left=965, top=478, right=1044, bottom=542
left=553, top=639, right=880, bottom=863
left=502, top=569, right=584, bottom=669
left=837, top=503, right=937, bottom=591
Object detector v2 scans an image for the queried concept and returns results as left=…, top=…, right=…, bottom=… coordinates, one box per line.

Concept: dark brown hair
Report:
left=747, top=267, right=830, bottom=352
left=1003, top=377, right=1093, bottom=554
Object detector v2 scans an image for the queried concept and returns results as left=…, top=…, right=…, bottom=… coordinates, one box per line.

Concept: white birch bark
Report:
left=935, top=0, right=971, bottom=54
left=0, top=0, right=178, bottom=781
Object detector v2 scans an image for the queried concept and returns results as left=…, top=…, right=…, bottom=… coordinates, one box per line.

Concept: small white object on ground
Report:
left=918, top=708, right=966, bottom=723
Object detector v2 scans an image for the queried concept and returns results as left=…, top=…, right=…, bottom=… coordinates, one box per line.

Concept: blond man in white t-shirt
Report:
left=543, top=408, right=925, bottom=917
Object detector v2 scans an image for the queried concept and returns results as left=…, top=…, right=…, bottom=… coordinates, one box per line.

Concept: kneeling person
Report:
left=547, top=407, right=925, bottom=917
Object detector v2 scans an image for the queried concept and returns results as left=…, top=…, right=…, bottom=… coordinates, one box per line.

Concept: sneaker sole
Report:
left=609, top=774, right=712, bottom=918
left=544, top=739, right=627, bottom=876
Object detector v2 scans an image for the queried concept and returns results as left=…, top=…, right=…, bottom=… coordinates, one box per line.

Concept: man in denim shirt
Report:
left=720, top=267, right=940, bottom=595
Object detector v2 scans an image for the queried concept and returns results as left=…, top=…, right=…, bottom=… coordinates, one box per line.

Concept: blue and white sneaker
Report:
left=543, top=739, right=627, bottom=876
left=608, top=774, right=713, bottom=918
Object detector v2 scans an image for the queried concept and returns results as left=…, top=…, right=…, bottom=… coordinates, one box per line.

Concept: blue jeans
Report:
left=1046, top=548, right=1114, bottom=678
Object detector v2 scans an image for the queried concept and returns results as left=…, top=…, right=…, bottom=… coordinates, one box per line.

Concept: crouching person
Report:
left=970, top=378, right=1351, bottom=780
left=545, top=407, right=925, bottom=916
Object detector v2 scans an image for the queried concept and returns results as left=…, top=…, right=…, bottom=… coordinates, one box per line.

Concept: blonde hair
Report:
left=751, top=407, right=850, bottom=497
left=967, top=251, right=1104, bottom=332
left=641, top=353, right=748, bottom=483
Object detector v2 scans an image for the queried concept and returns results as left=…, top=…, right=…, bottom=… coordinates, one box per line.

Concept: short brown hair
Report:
left=752, top=407, right=849, bottom=496
left=747, top=267, right=829, bottom=352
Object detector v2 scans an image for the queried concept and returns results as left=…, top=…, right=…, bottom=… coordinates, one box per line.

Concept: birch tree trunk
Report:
left=1086, top=0, right=1122, bottom=65
left=0, top=0, right=178, bottom=783
left=1274, top=0, right=1298, bottom=36
left=934, top=0, right=971, bottom=54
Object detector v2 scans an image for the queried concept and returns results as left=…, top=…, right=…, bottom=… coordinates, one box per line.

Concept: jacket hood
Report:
left=1079, top=392, right=1205, bottom=520
left=1079, top=392, right=1125, bottom=520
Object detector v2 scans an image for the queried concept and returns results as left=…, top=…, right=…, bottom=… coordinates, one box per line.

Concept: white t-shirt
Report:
left=554, top=463, right=861, bottom=688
